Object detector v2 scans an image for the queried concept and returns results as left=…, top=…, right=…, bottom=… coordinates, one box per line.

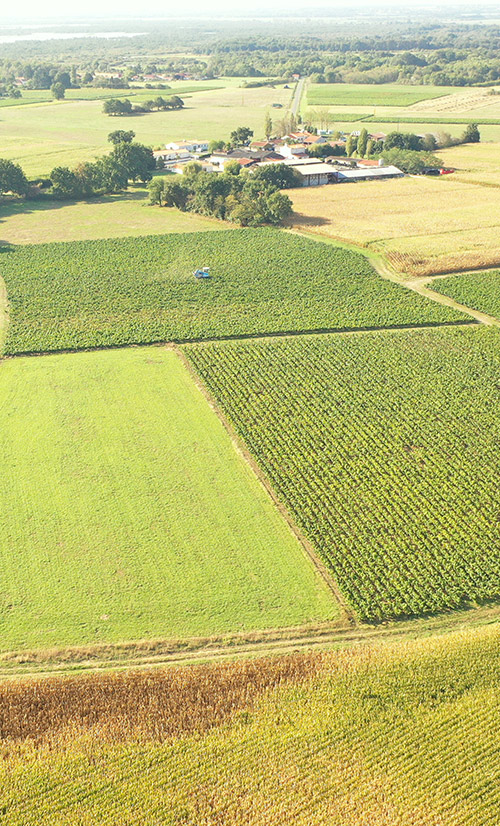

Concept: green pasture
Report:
left=0, top=80, right=292, bottom=177
left=307, top=83, right=453, bottom=107
left=0, top=347, right=335, bottom=651
left=0, top=229, right=463, bottom=355
left=187, top=326, right=500, bottom=620
left=0, top=190, right=230, bottom=245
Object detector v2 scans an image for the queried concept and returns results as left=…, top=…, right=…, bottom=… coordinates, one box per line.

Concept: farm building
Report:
left=165, top=140, right=209, bottom=154
left=335, top=165, right=404, bottom=182
left=290, top=163, right=337, bottom=186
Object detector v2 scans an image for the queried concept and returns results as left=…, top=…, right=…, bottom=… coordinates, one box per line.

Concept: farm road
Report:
left=291, top=78, right=305, bottom=117
left=372, top=257, right=500, bottom=328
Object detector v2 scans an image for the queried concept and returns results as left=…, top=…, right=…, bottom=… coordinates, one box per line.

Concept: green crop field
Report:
left=0, top=346, right=335, bottom=651
left=0, top=229, right=463, bottom=355
left=187, top=326, right=500, bottom=621
left=306, top=83, right=452, bottom=107
left=432, top=270, right=500, bottom=319
left=2, top=624, right=500, bottom=824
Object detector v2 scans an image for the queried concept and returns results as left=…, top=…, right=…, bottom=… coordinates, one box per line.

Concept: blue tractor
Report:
left=194, top=266, right=210, bottom=279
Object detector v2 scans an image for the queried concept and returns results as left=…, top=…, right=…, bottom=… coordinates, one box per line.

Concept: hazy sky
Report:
left=3, top=0, right=500, bottom=23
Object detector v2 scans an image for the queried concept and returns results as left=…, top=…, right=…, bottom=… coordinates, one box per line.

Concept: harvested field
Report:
left=287, top=172, right=500, bottom=276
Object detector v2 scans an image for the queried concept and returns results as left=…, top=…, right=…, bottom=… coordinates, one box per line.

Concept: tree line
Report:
left=0, top=132, right=155, bottom=200
left=102, top=96, right=184, bottom=116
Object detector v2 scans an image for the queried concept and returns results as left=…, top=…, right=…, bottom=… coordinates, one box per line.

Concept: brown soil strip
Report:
left=0, top=649, right=328, bottom=744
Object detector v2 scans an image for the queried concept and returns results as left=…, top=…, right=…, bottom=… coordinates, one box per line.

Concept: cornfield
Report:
left=1, top=625, right=500, bottom=824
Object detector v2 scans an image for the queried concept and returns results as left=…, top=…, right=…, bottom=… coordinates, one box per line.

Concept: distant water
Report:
left=0, top=32, right=144, bottom=44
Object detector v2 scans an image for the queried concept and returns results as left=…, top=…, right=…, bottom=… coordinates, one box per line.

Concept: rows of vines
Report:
left=187, top=326, right=500, bottom=620
left=1, top=229, right=463, bottom=355
left=432, top=270, right=500, bottom=320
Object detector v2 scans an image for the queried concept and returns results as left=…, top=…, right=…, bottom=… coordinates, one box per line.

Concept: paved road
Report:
left=290, top=77, right=305, bottom=117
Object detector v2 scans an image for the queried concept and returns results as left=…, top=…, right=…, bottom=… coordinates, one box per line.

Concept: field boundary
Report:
left=1, top=318, right=478, bottom=360
left=0, top=273, right=8, bottom=352
left=174, top=344, right=356, bottom=626
left=2, top=602, right=500, bottom=679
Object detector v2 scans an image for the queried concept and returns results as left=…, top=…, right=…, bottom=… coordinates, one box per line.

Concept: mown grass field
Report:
left=2, top=624, right=500, bottom=824
left=0, top=190, right=229, bottom=245
left=0, top=79, right=292, bottom=177
left=287, top=170, right=500, bottom=275
left=306, top=83, right=453, bottom=107
left=432, top=270, right=500, bottom=319
left=0, top=346, right=336, bottom=651
left=0, top=228, right=463, bottom=355
left=187, top=326, right=500, bottom=620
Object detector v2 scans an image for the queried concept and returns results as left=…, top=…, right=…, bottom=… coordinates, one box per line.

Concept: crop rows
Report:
left=0, top=229, right=462, bottom=355
left=1, top=625, right=500, bottom=824
left=187, top=326, right=500, bottom=620
left=432, top=270, right=500, bottom=319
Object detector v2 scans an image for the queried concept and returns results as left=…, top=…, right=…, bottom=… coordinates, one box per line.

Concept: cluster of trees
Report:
left=0, top=159, right=29, bottom=196
left=2, top=20, right=500, bottom=89
left=203, top=29, right=500, bottom=86
left=148, top=162, right=296, bottom=226
left=335, top=124, right=481, bottom=161
left=49, top=134, right=155, bottom=199
left=0, top=84, right=21, bottom=99
left=102, top=96, right=184, bottom=116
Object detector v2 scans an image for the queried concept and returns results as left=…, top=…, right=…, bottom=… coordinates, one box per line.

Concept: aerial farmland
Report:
left=1, top=8, right=500, bottom=824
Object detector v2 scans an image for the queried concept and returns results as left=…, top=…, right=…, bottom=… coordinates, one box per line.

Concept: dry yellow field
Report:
left=439, top=141, right=500, bottom=185
left=287, top=164, right=500, bottom=275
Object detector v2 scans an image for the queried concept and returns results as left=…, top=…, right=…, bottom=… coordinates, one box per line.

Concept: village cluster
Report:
left=153, top=130, right=407, bottom=187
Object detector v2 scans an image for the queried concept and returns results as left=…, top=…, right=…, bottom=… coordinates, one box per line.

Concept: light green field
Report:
left=0, top=80, right=293, bottom=178
left=0, top=190, right=230, bottom=245
left=307, top=83, right=452, bottom=107
left=0, top=346, right=335, bottom=652
left=0, top=81, right=223, bottom=108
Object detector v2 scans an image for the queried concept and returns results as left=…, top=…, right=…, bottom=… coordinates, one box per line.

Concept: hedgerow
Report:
left=1, top=229, right=462, bottom=355
left=186, top=326, right=500, bottom=621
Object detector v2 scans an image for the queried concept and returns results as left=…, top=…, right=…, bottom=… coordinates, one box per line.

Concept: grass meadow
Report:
left=0, top=79, right=293, bottom=177
left=287, top=170, right=500, bottom=275
left=0, top=190, right=230, bottom=245
left=0, top=346, right=336, bottom=651
left=0, top=229, right=463, bottom=355
left=2, top=625, right=500, bottom=824
left=307, top=83, right=453, bottom=107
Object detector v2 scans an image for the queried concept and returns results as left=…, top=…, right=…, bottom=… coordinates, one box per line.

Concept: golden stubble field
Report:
left=287, top=144, right=500, bottom=276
